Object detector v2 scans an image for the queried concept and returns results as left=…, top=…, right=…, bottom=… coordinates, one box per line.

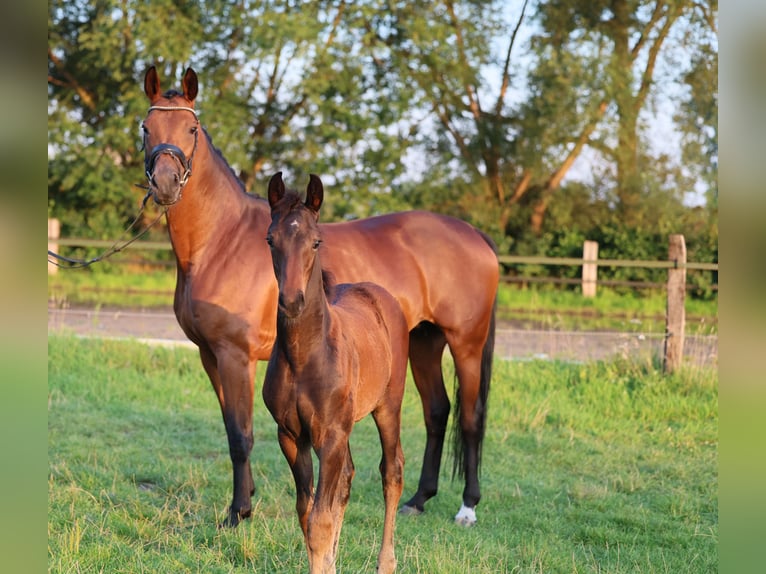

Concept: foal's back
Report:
left=326, top=281, right=409, bottom=421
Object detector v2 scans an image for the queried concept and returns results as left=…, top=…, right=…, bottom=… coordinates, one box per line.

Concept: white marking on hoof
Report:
left=454, top=504, right=477, bottom=526
left=398, top=504, right=423, bottom=516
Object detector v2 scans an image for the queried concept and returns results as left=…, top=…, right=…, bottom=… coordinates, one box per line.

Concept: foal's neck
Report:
left=277, top=256, right=332, bottom=368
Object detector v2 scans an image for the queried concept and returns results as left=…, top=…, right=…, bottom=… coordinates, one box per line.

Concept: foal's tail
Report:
left=452, top=231, right=497, bottom=479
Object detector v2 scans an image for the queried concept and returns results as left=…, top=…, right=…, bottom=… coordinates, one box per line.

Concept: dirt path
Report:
left=48, top=304, right=717, bottom=366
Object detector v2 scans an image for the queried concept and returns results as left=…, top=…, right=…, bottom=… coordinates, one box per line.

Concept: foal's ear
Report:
left=268, top=172, right=285, bottom=208
left=144, top=66, right=161, bottom=101
left=305, top=174, right=324, bottom=214
left=182, top=67, right=198, bottom=102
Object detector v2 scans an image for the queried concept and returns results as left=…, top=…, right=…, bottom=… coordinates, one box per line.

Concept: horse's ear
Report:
left=268, top=172, right=285, bottom=208
left=144, top=66, right=161, bottom=101
left=305, top=174, right=324, bottom=214
left=182, top=67, right=198, bottom=102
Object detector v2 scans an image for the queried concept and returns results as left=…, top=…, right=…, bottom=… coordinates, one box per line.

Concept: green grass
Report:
left=48, top=336, right=717, bottom=573
left=48, top=268, right=718, bottom=334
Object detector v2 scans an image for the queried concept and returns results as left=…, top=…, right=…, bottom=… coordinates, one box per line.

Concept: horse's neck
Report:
left=277, top=260, right=332, bottom=369
left=165, top=140, right=259, bottom=269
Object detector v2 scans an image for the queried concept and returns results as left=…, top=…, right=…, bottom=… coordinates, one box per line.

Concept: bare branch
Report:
left=546, top=100, right=607, bottom=190
left=495, top=0, right=529, bottom=117
left=48, top=47, right=97, bottom=111
left=635, top=3, right=682, bottom=111
left=693, top=0, right=717, bottom=33
left=509, top=169, right=532, bottom=204
left=445, top=0, right=481, bottom=120
left=631, top=0, right=666, bottom=59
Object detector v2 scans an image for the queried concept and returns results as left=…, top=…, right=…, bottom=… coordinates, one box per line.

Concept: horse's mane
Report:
left=200, top=127, right=251, bottom=195
left=160, top=89, right=255, bottom=197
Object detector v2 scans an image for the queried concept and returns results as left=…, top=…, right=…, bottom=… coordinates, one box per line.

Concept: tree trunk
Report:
left=611, top=0, right=641, bottom=227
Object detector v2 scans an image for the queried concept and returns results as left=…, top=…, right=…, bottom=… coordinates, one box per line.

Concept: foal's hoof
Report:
left=398, top=504, right=424, bottom=517
left=218, top=508, right=249, bottom=528
left=454, top=504, right=477, bottom=527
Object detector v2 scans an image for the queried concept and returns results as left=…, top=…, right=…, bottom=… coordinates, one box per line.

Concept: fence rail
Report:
left=48, top=221, right=717, bottom=372
left=499, top=255, right=718, bottom=271
left=49, top=238, right=720, bottom=272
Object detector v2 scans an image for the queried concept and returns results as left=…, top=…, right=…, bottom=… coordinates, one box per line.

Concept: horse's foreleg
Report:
left=277, top=429, right=314, bottom=541
left=200, top=346, right=256, bottom=527
left=401, top=325, right=449, bottom=514
left=372, top=404, right=405, bottom=574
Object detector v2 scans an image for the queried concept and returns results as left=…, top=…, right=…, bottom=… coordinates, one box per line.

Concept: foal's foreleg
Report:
left=309, top=434, right=354, bottom=574
left=277, top=429, right=314, bottom=540
left=373, top=406, right=405, bottom=574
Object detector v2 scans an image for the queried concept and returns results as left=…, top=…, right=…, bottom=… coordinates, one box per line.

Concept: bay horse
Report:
left=263, top=174, right=408, bottom=574
left=141, top=66, right=499, bottom=527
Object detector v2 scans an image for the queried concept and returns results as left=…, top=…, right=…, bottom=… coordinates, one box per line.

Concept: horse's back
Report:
left=320, top=211, right=498, bottom=332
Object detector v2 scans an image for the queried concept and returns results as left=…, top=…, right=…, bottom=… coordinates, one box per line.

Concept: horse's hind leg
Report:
left=200, top=346, right=255, bottom=527
left=401, top=323, right=449, bottom=514
left=448, top=343, right=486, bottom=526
left=372, top=402, right=405, bottom=574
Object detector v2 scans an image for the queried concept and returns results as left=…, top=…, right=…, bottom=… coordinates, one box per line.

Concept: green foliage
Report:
left=48, top=0, right=718, bottom=286
left=48, top=336, right=717, bottom=572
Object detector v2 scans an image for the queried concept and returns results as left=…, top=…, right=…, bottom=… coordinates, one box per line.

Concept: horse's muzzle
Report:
left=145, top=143, right=192, bottom=206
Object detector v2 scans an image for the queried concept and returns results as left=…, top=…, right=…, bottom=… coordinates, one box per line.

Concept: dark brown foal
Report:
left=262, top=174, right=409, bottom=574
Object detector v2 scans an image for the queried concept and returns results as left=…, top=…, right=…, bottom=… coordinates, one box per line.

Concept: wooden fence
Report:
left=48, top=220, right=717, bottom=372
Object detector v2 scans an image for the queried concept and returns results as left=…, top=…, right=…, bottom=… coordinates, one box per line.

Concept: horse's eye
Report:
left=190, top=125, right=198, bottom=135
left=313, top=239, right=322, bottom=250
left=141, top=123, right=149, bottom=135
left=266, top=235, right=273, bottom=246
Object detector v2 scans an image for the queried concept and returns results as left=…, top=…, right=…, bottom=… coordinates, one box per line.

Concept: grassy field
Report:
left=48, top=335, right=717, bottom=573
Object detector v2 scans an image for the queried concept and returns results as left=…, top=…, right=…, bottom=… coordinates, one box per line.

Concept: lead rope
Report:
left=49, top=104, right=198, bottom=269
left=47, top=189, right=168, bottom=269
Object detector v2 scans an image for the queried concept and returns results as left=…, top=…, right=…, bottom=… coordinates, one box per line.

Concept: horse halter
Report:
left=143, top=105, right=200, bottom=203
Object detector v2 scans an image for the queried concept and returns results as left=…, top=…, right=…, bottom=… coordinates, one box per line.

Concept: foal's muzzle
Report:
left=278, top=290, right=306, bottom=319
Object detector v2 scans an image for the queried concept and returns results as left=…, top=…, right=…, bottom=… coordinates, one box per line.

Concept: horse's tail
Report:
left=452, top=231, right=497, bottom=479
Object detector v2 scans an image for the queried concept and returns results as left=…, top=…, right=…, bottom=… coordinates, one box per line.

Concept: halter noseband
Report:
left=144, top=106, right=200, bottom=201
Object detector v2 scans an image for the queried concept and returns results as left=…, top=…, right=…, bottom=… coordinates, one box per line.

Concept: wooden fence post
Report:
left=582, top=240, right=599, bottom=298
left=663, top=234, right=686, bottom=373
left=48, top=218, right=60, bottom=275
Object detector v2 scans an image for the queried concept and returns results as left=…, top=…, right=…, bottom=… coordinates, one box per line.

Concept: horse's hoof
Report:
left=454, top=504, right=477, bottom=527
left=398, top=504, right=423, bottom=516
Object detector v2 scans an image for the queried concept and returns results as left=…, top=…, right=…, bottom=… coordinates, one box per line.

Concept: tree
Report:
left=370, top=0, right=717, bottom=243
left=49, top=0, right=718, bottom=264
left=48, top=0, right=414, bottom=240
